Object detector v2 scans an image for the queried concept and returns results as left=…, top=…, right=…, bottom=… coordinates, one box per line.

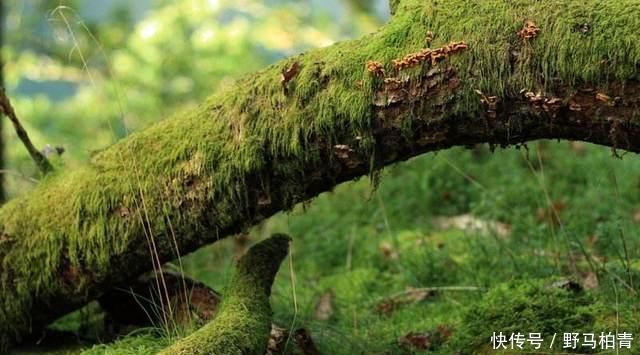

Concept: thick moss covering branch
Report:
left=158, top=234, right=290, bottom=355
left=1, top=0, right=640, bottom=350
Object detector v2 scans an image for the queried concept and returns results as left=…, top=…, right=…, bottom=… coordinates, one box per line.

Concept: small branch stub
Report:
left=0, top=88, right=52, bottom=174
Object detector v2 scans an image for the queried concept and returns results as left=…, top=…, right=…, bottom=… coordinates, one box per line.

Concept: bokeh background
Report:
left=3, top=0, right=388, bottom=196
left=5, top=1, right=640, bottom=354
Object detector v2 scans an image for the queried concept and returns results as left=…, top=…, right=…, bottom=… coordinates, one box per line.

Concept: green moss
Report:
left=80, top=332, right=170, bottom=355
left=318, top=268, right=384, bottom=308
left=446, top=278, right=638, bottom=354
left=2, top=0, right=639, bottom=350
left=157, top=234, right=290, bottom=355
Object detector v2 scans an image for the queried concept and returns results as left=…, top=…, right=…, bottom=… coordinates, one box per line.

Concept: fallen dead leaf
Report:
left=314, top=289, right=335, bottom=321
left=265, top=325, right=288, bottom=355
left=582, top=272, right=599, bottom=290
left=401, top=287, right=435, bottom=303
left=398, top=326, right=453, bottom=351
left=379, top=241, right=400, bottom=261
left=432, top=214, right=511, bottom=238
left=536, top=201, right=567, bottom=226
left=398, top=332, right=433, bottom=350
left=437, top=325, right=454, bottom=341
left=376, top=287, right=436, bottom=316
left=175, top=285, right=221, bottom=325
left=376, top=299, right=397, bottom=316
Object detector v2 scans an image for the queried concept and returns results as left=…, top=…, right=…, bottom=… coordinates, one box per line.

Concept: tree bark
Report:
left=0, top=0, right=5, bottom=203
left=1, top=0, right=640, bottom=350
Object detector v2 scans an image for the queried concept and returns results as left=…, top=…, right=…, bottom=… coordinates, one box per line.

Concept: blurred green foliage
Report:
left=2, top=0, right=386, bottom=198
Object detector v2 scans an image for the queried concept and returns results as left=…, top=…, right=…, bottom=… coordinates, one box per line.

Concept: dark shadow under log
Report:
left=99, top=271, right=222, bottom=330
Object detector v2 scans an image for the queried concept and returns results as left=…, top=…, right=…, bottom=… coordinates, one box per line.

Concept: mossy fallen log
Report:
left=157, top=234, right=290, bottom=355
left=2, top=0, right=640, bottom=350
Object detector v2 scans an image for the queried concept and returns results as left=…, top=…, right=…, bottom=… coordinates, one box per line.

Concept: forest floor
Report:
left=12, top=141, right=640, bottom=354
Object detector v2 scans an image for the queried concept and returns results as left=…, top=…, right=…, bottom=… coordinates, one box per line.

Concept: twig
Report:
left=0, top=88, right=52, bottom=174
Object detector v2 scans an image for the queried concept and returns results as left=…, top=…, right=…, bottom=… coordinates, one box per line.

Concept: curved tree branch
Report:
left=0, top=90, right=53, bottom=175
left=158, top=234, right=290, bottom=355
left=1, top=0, right=639, bottom=350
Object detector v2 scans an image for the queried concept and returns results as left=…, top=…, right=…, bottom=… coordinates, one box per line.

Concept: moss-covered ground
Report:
left=12, top=141, right=640, bottom=354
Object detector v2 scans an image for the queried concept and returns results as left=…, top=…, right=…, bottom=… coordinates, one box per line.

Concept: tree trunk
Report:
left=1, top=0, right=640, bottom=349
left=0, top=0, right=5, bottom=203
